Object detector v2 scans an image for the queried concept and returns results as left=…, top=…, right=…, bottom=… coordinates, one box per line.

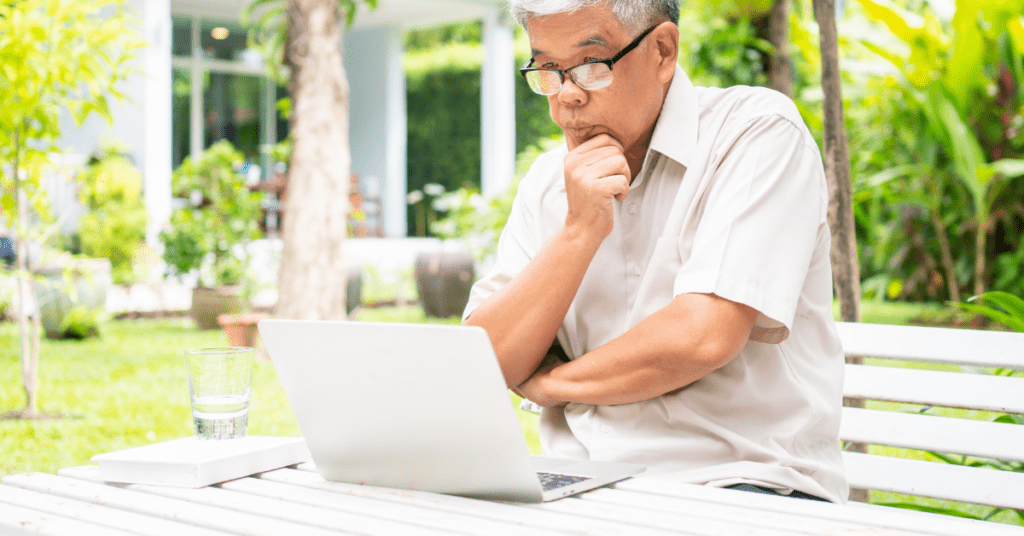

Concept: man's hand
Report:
left=514, top=353, right=567, bottom=408
left=563, top=134, right=631, bottom=242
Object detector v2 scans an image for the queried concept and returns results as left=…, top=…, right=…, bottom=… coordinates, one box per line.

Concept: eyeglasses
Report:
left=519, top=25, right=659, bottom=96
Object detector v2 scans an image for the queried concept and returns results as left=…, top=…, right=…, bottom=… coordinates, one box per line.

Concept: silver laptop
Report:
left=258, top=319, right=645, bottom=502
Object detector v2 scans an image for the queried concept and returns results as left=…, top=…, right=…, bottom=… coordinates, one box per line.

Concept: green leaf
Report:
left=944, top=2, right=987, bottom=109
left=855, top=0, right=925, bottom=47
left=974, top=291, right=1024, bottom=329
left=953, top=301, right=1024, bottom=332
left=925, top=82, right=987, bottom=212
left=993, top=413, right=1024, bottom=425
left=989, top=159, right=1024, bottom=179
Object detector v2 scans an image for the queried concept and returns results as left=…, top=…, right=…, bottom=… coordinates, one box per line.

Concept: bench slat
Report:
left=836, top=322, right=1024, bottom=369
left=840, top=407, right=1024, bottom=463
left=843, top=451, right=1024, bottom=511
left=843, top=364, right=1024, bottom=414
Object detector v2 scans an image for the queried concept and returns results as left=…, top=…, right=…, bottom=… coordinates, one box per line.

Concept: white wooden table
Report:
left=2, top=462, right=1022, bottom=535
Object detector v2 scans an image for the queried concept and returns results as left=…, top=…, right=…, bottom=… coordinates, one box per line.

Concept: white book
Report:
left=92, top=436, right=311, bottom=488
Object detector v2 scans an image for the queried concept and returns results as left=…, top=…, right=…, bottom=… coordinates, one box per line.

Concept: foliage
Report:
left=58, top=305, right=102, bottom=340
left=0, top=0, right=143, bottom=416
left=953, top=291, right=1024, bottom=333
left=405, top=21, right=482, bottom=51
left=77, top=140, right=148, bottom=285
left=160, top=141, right=264, bottom=288
left=244, top=0, right=379, bottom=83
left=678, top=6, right=773, bottom=88
left=404, top=25, right=563, bottom=236
left=839, top=0, right=1024, bottom=301
left=431, top=135, right=564, bottom=260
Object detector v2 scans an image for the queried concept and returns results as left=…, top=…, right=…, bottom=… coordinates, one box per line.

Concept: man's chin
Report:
left=563, top=127, right=611, bottom=149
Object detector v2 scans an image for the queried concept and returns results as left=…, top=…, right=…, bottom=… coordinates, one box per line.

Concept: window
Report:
left=171, top=16, right=286, bottom=178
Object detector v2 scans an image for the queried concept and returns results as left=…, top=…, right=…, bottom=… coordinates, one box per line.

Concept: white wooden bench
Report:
left=836, top=321, right=1024, bottom=512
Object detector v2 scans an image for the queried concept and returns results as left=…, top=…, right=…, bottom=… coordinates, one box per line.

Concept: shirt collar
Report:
left=648, top=64, right=698, bottom=168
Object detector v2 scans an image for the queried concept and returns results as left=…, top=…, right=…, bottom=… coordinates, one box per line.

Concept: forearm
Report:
left=523, top=293, right=756, bottom=406
left=464, top=225, right=603, bottom=387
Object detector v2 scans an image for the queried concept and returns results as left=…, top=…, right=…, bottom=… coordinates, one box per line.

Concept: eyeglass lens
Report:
left=525, top=63, right=614, bottom=95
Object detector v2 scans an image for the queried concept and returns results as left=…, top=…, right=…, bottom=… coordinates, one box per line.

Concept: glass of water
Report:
left=184, top=347, right=255, bottom=440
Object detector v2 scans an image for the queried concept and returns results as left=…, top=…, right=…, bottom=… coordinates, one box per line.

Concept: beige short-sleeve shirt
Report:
left=464, top=65, right=849, bottom=503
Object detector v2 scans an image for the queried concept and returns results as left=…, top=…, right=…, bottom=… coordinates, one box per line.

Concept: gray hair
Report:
left=509, top=0, right=680, bottom=34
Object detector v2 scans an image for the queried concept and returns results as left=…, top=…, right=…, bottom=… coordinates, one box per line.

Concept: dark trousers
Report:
left=725, top=483, right=830, bottom=502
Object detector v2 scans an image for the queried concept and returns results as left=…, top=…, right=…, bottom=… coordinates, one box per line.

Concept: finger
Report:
left=575, top=133, right=625, bottom=154
left=581, top=154, right=631, bottom=181
left=598, top=174, right=630, bottom=201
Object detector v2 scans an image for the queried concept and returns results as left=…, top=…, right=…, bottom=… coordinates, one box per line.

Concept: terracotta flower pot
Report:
left=191, top=286, right=243, bottom=330
left=217, top=313, right=270, bottom=348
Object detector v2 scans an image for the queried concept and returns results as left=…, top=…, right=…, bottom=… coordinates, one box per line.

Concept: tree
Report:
left=813, top=0, right=864, bottom=503
left=0, top=0, right=141, bottom=418
left=246, top=0, right=375, bottom=322
left=754, top=0, right=794, bottom=97
left=813, top=0, right=859, bottom=325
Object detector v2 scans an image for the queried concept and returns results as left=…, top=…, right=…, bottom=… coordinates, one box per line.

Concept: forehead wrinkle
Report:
left=531, top=34, right=610, bottom=59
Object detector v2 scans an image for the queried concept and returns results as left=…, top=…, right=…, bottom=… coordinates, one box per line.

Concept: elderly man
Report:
left=463, top=0, right=848, bottom=503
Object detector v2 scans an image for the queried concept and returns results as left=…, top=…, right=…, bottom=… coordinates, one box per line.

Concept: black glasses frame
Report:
left=518, top=24, right=660, bottom=93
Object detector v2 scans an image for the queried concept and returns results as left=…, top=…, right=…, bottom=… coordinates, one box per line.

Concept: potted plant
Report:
left=160, top=141, right=265, bottom=330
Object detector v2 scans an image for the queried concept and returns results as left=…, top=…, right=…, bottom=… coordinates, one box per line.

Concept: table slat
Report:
left=3, top=472, right=341, bottom=536
left=222, top=475, right=567, bottom=536
left=0, top=501, right=139, bottom=536
left=613, top=478, right=1024, bottom=536
left=0, top=484, right=228, bottom=536
left=264, top=466, right=680, bottom=536
left=534, top=493, right=802, bottom=536
left=59, top=465, right=463, bottom=536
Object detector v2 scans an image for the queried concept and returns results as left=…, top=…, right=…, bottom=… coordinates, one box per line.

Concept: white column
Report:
left=344, top=25, right=407, bottom=238
left=143, top=0, right=173, bottom=245
left=481, top=6, right=516, bottom=197
left=383, top=26, right=407, bottom=238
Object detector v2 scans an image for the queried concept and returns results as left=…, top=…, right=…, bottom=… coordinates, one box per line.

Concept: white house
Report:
left=58, top=0, right=517, bottom=242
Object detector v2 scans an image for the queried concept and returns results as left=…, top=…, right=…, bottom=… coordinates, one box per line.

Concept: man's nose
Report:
left=556, top=74, right=588, bottom=106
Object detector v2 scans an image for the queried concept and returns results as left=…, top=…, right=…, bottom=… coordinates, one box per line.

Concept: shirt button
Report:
left=633, top=266, right=642, bottom=276
left=600, top=425, right=611, bottom=434
left=628, top=204, right=638, bottom=215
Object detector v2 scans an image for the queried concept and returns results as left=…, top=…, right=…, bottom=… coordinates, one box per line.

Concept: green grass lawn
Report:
left=1, top=300, right=1017, bottom=525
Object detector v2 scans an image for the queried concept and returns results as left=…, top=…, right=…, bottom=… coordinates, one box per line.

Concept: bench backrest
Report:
left=835, top=321, right=1024, bottom=512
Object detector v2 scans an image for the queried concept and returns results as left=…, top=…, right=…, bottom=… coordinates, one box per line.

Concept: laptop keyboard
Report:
left=537, top=472, right=589, bottom=491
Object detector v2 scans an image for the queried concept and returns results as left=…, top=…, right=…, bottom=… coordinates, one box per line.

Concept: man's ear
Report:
left=652, top=22, right=679, bottom=84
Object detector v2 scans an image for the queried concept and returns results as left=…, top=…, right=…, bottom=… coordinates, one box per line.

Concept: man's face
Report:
left=525, top=5, right=668, bottom=159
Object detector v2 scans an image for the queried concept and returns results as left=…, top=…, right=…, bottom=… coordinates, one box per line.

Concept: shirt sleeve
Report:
left=673, top=114, right=827, bottom=344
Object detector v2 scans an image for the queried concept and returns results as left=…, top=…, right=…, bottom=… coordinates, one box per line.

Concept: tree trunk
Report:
left=755, top=0, right=793, bottom=97
left=12, top=128, right=39, bottom=417
left=814, top=0, right=865, bottom=503
left=276, top=0, right=350, bottom=322
left=929, top=208, right=960, bottom=303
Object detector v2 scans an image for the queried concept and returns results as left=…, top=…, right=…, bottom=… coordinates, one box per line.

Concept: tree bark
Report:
left=814, top=0, right=865, bottom=503
left=12, top=127, right=39, bottom=416
left=814, top=0, right=859, bottom=323
left=276, top=0, right=350, bottom=322
left=755, top=0, right=793, bottom=97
